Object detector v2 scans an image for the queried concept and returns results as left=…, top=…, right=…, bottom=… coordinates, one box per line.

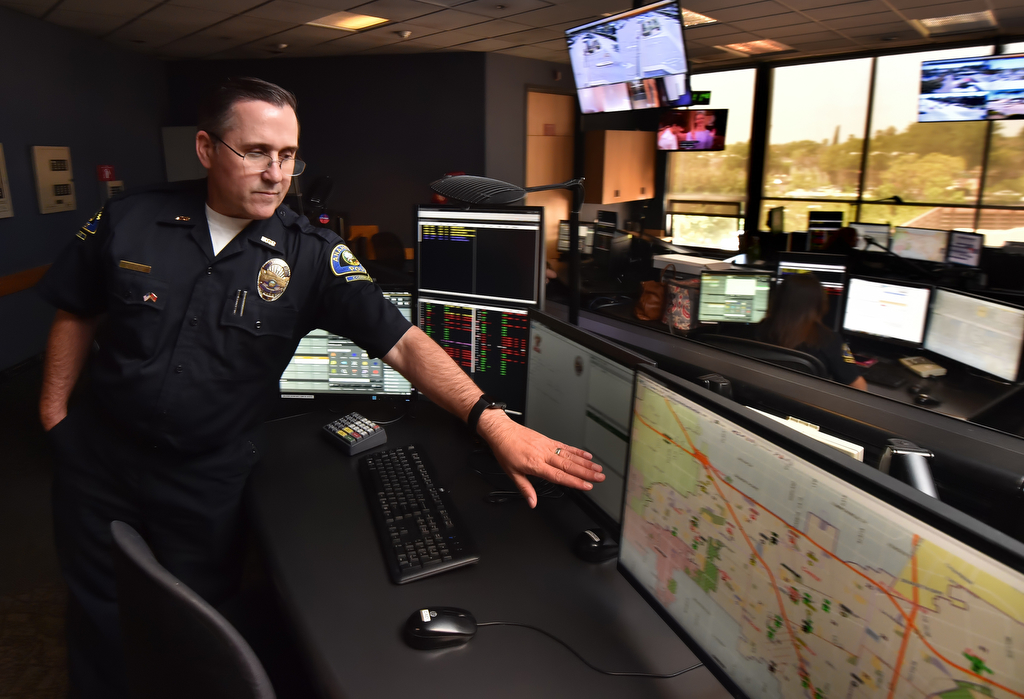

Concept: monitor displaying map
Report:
left=619, top=368, right=1024, bottom=699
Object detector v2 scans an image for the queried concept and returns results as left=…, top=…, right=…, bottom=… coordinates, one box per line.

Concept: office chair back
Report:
left=696, top=334, right=828, bottom=378
left=371, top=231, right=407, bottom=270
left=110, top=521, right=275, bottom=699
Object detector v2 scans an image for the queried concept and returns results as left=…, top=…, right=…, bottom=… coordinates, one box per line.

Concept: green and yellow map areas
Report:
left=620, top=375, right=1024, bottom=699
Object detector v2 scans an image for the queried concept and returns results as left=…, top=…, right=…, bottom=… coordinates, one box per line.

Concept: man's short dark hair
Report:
left=197, top=77, right=298, bottom=137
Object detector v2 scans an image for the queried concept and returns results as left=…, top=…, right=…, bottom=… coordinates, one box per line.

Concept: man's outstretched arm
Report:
left=40, top=310, right=99, bottom=431
left=383, top=325, right=604, bottom=508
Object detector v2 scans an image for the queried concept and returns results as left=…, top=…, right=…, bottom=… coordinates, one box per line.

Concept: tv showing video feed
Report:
left=919, top=53, right=1024, bottom=122
left=657, top=109, right=728, bottom=151
left=568, top=0, right=691, bottom=115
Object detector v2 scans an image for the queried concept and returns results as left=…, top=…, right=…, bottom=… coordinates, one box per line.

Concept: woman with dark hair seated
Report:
left=757, top=273, right=868, bottom=390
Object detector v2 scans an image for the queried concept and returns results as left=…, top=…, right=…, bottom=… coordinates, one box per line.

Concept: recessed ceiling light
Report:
left=308, top=11, right=389, bottom=32
left=910, top=10, right=996, bottom=37
left=681, top=9, right=717, bottom=27
left=716, top=39, right=793, bottom=56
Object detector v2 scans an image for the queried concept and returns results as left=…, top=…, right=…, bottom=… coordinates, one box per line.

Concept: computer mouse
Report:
left=403, top=607, right=477, bottom=650
left=913, top=393, right=941, bottom=407
left=572, top=528, right=619, bottom=563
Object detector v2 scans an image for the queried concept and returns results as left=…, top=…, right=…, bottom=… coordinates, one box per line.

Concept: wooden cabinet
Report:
left=583, top=130, right=656, bottom=204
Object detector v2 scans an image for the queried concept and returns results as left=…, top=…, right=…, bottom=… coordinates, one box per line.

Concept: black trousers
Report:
left=49, top=403, right=262, bottom=699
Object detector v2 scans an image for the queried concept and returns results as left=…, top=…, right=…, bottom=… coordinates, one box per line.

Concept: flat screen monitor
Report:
left=567, top=0, right=691, bottom=114
left=924, top=288, right=1024, bottom=382
left=525, top=311, right=654, bottom=527
left=946, top=230, right=984, bottom=266
left=418, top=297, right=530, bottom=417
left=417, top=206, right=544, bottom=307
left=776, top=253, right=846, bottom=331
left=892, top=226, right=950, bottom=263
left=850, top=222, right=890, bottom=252
left=657, top=109, right=727, bottom=151
left=918, top=52, right=1024, bottom=122
left=698, top=271, right=771, bottom=324
left=842, top=276, right=932, bottom=346
left=278, top=289, right=414, bottom=403
left=556, top=220, right=595, bottom=254
left=807, top=211, right=843, bottom=231
left=619, top=365, right=1024, bottom=699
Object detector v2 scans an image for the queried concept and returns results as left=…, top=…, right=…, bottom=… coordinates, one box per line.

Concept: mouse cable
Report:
left=476, top=621, right=703, bottom=678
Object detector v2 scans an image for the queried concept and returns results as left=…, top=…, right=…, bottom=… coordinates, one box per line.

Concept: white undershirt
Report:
left=206, top=204, right=251, bottom=256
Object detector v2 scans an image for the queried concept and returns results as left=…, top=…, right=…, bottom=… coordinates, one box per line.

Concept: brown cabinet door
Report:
left=584, top=131, right=656, bottom=204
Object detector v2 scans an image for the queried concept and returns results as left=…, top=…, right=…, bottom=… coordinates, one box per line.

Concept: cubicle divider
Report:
left=551, top=304, right=1024, bottom=543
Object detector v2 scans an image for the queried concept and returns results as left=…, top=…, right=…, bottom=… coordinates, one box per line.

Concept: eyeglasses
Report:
left=209, top=133, right=306, bottom=176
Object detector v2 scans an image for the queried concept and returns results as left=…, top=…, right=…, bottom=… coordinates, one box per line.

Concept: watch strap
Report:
left=467, top=394, right=506, bottom=433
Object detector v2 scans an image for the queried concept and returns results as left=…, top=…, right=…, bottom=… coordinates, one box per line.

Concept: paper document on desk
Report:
left=653, top=254, right=733, bottom=275
left=748, top=408, right=865, bottom=462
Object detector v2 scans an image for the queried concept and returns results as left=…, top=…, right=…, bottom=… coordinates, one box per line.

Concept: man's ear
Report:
left=196, top=130, right=214, bottom=170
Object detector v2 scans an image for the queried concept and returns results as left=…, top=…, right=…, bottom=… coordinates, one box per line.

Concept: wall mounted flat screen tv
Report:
left=657, top=109, right=728, bottom=151
left=918, top=53, right=1024, bottom=122
left=568, top=0, right=691, bottom=114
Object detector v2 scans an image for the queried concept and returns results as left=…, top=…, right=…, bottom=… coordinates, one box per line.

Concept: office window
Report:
left=765, top=58, right=872, bottom=200
left=858, top=203, right=975, bottom=230
left=976, top=209, right=1024, bottom=246
left=666, top=201, right=741, bottom=250
left=864, top=47, right=991, bottom=207
left=982, top=121, right=1024, bottom=209
left=759, top=200, right=857, bottom=234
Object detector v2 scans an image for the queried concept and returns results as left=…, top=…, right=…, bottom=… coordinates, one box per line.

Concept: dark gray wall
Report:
left=484, top=53, right=574, bottom=188
left=165, top=54, right=487, bottom=247
left=0, top=6, right=167, bottom=371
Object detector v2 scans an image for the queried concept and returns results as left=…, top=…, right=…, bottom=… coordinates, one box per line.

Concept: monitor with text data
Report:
left=776, top=253, right=846, bottom=331
left=842, top=277, right=932, bottom=346
left=417, top=206, right=544, bottom=306
left=946, top=230, right=984, bottom=267
left=556, top=220, right=595, bottom=254
left=698, top=271, right=771, bottom=324
left=279, top=290, right=414, bottom=404
left=525, top=311, right=654, bottom=527
left=619, top=365, right=1024, bottom=699
left=850, top=222, right=890, bottom=252
left=892, top=226, right=949, bottom=263
left=418, top=297, right=529, bottom=418
left=924, top=288, right=1024, bottom=382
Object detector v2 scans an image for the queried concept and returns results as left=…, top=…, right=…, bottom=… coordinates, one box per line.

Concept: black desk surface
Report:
left=250, top=404, right=731, bottom=699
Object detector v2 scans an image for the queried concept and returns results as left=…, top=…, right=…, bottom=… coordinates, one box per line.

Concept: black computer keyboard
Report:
left=863, top=361, right=910, bottom=388
left=359, top=445, right=479, bottom=584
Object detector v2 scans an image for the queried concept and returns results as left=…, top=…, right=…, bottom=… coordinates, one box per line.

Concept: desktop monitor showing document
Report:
left=619, top=366, right=1024, bottom=699
left=657, top=109, right=728, bottom=151
left=279, top=290, right=414, bottom=402
left=842, top=276, right=932, bottom=346
left=417, top=206, right=544, bottom=307
left=946, top=230, right=984, bottom=266
left=892, top=226, right=949, bottom=263
left=567, top=0, right=690, bottom=114
left=850, top=222, right=890, bottom=251
left=919, top=53, right=1024, bottom=122
left=776, top=253, right=846, bottom=331
left=924, top=288, right=1024, bottom=382
left=556, top=220, right=595, bottom=254
left=524, top=311, right=654, bottom=526
left=698, top=272, right=771, bottom=324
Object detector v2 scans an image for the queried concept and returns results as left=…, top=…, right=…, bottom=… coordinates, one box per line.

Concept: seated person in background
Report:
left=757, top=273, right=868, bottom=390
left=824, top=226, right=859, bottom=255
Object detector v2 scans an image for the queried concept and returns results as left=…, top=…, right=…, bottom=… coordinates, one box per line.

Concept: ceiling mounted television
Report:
left=918, top=53, right=1024, bottom=122
left=657, top=109, right=728, bottom=151
left=567, top=0, right=691, bottom=114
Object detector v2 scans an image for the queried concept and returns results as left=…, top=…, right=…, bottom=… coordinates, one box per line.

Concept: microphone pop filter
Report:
left=429, top=175, right=526, bottom=206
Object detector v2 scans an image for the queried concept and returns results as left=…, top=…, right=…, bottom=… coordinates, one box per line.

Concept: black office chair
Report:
left=695, top=334, right=828, bottom=378
left=110, top=521, right=275, bottom=699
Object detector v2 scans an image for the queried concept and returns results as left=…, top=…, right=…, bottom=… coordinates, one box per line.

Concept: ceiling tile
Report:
left=494, top=44, right=560, bottom=59
left=787, top=37, right=858, bottom=51
left=0, top=2, right=49, bottom=17
left=730, top=13, right=810, bottom=31
left=166, top=0, right=265, bottom=12
left=822, top=11, right=902, bottom=29
left=454, top=0, right=551, bottom=18
left=48, top=9, right=129, bottom=34
left=403, top=8, right=489, bottom=29
left=58, top=0, right=157, bottom=17
left=456, top=18, right=533, bottom=37
left=246, top=1, right=340, bottom=23
left=703, top=31, right=762, bottom=44
left=358, top=40, right=428, bottom=52
left=196, top=14, right=292, bottom=40
left=399, top=27, right=480, bottom=45
left=415, top=0, right=475, bottom=6
left=683, top=22, right=746, bottom=38
left=344, top=0, right=440, bottom=22
left=773, top=0, right=854, bottom=9
left=706, top=1, right=790, bottom=22
left=249, top=23, right=346, bottom=47
left=900, top=0, right=989, bottom=21
left=775, top=29, right=844, bottom=42
left=804, top=0, right=889, bottom=21
left=297, top=37, right=372, bottom=53
left=455, top=36, right=520, bottom=50
left=842, top=20, right=917, bottom=36
left=106, top=18, right=198, bottom=45
left=497, top=26, right=563, bottom=43
left=126, top=4, right=233, bottom=31
left=764, top=22, right=822, bottom=37
left=509, top=0, right=609, bottom=29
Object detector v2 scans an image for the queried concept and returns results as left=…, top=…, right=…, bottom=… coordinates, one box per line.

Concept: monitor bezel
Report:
left=618, top=364, right=1024, bottom=699
left=566, top=0, right=691, bottom=114
left=697, top=270, right=773, bottom=325
left=841, top=275, right=934, bottom=348
left=891, top=225, right=951, bottom=264
left=415, top=205, right=546, bottom=308
left=924, top=286, right=1024, bottom=383
left=945, top=229, right=985, bottom=267
left=526, top=309, right=656, bottom=534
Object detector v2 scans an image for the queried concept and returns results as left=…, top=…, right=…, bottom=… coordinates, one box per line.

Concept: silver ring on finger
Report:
left=555, top=447, right=562, bottom=456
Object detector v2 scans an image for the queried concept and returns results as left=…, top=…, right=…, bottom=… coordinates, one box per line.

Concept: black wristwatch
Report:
left=467, top=394, right=507, bottom=434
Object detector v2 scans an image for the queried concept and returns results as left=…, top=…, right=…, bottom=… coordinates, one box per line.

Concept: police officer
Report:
left=38, top=77, right=604, bottom=698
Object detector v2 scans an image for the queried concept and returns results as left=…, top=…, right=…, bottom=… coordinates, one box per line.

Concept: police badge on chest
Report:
left=257, top=258, right=291, bottom=301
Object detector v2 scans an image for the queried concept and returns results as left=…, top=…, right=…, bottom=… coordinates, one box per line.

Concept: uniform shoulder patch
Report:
left=330, top=244, right=367, bottom=279
left=842, top=343, right=856, bottom=364
left=76, top=209, right=103, bottom=241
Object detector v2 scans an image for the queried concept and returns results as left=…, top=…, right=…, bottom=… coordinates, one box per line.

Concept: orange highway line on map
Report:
left=887, top=535, right=921, bottom=699
left=637, top=401, right=1024, bottom=699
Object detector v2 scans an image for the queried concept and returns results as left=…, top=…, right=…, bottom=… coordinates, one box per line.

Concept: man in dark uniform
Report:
left=38, top=77, right=604, bottom=698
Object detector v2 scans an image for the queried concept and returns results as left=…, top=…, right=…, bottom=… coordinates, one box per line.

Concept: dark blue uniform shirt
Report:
left=38, top=180, right=411, bottom=452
